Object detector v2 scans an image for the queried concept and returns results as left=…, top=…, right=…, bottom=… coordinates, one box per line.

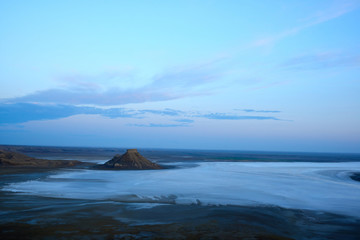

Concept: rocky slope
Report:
left=98, top=149, right=161, bottom=170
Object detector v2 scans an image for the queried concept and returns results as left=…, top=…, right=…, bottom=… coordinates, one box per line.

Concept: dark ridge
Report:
left=0, top=150, right=83, bottom=168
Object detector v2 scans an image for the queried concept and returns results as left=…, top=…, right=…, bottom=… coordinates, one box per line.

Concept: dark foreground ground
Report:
left=1, top=168, right=360, bottom=240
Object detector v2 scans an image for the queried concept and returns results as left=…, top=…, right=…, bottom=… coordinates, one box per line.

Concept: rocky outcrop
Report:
left=0, top=150, right=82, bottom=168
left=99, top=149, right=161, bottom=170
left=350, top=172, right=360, bottom=182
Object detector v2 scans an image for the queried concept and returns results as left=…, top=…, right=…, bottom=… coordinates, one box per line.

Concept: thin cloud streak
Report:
left=281, top=52, right=360, bottom=70
left=2, top=61, right=224, bottom=106
left=198, top=113, right=281, bottom=121
left=174, top=119, right=194, bottom=123
left=252, top=1, right=359, bottom=47
left=128, top=123, right=189, bottom=128
left=237, top=109, right=281, bottom=113
left=137, top=109, right=183, bottom=116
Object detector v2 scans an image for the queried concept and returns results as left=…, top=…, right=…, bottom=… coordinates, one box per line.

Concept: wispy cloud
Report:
left=0, top=103, right=285, bottom=125
left=0, top=103, right=186, bottom=124
left=281, top=52, right=360, bottom=70
left=252, top=1, right=359, bottom=47
left=0, top=103, right=135, bottom=124
left=2, top=61, right=224, bottom=106
left=128, top=123, right=189, bottom=128
left=252, top=27, right=300, bottom=48
left=236, top=109, right=281, bottom=113
left=198, top=113, right=281, bottom=121
left=174, top=119, right=194, bottom=123
left=137, top=109, right=183, bottom=116
left=300, top=1, right=359, bottom=25
left=3, top=86, right=183, bottom=106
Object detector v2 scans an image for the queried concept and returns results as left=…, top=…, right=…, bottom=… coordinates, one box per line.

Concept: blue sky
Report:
left=1, top=0, right=359, bottom=153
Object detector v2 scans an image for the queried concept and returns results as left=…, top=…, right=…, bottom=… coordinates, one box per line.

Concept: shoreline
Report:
left=1, top=151, right=360, bottom=239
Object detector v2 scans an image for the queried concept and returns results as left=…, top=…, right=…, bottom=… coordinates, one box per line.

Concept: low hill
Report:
left=0, top=150, right=83, bottom=168
left=98, top=149, right=161, bottom=170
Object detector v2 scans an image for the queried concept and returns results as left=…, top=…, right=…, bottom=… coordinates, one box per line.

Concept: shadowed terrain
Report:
left=0, top=150, right=83, bottom=168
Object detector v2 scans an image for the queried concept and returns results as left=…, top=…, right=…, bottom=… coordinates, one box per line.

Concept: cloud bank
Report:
left=0, top=103, right=284, bottom=126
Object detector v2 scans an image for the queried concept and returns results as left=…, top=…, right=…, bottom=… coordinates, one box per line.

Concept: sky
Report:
left=0, top=0, right=359, bottom=153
